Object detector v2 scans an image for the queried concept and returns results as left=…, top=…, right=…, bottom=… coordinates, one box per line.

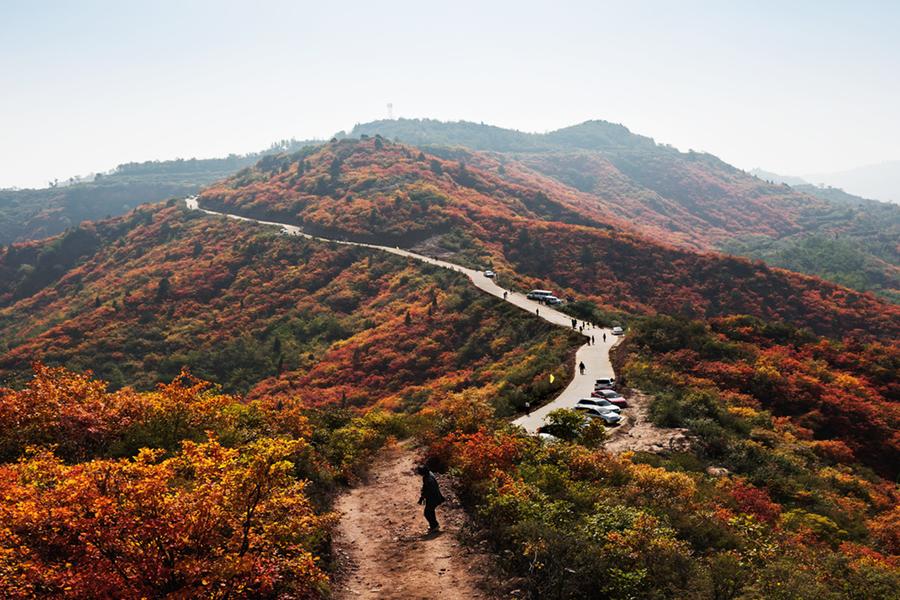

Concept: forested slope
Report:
left=199, top=137, right=900, bottom=340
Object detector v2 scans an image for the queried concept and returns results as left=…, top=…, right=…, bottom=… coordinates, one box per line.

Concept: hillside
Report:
left=0, top=139, right=320, bottom=245
left=199, top=137, right=900, bottom=340
left=9, top=118, right=896, bottom=300
left=346, top=119, right=900, bottom=300
left=0, top=201, right=577, bottom=415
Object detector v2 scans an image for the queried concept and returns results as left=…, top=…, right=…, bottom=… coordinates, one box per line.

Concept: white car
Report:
left=484, top=270, right=496, bottom=278
left=576, top=398, right=621, bottom=413
left=612, top=326, right=624, bottom=336
left=545, top=296, right=563, bottom=306
left=574, top=406, right=622, bottom=425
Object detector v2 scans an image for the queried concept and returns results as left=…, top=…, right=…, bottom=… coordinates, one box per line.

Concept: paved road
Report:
left=185, top=197, right=621, bottom=432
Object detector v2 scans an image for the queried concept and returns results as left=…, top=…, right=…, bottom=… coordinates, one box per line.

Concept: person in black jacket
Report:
left=416, top=465, right=445, bottom=531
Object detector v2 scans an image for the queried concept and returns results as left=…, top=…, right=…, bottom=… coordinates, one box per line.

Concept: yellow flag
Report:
left=549, top=374, right=555, bottom=384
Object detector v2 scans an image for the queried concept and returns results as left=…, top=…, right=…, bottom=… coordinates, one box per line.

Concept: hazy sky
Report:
left=2, top=0, right=898, bottom=189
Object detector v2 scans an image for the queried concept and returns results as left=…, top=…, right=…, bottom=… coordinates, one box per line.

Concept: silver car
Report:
left=576, top=398, right=621, bottom=413
left=574, top=405, right=622, bottom=425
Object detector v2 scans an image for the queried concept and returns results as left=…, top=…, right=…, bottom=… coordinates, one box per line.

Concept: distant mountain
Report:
left=805, top=161, right=900, bottom=204
left=342, top=118, right=658, bottom=153
left=342, top=119, right=900, bottom=301
left=749, top=168, right=808, bottom=186
left=0, top=140, right=320, bottom=245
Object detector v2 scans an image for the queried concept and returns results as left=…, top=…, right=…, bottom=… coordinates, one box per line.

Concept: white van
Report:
left=526, top=290, right=555, bottom=300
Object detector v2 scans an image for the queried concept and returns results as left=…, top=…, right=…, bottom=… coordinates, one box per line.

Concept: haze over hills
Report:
left=753, top=163, right=900, bottom=206
left=806, top=161, right=900, bottom=205
left=0, top=139, right=318, bottom=245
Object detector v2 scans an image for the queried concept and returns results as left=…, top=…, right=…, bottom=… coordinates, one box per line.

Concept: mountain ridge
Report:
left=197, top=137, right=900, bottom=340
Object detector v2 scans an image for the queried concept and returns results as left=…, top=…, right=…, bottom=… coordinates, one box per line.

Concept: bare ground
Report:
left=331, top=443, right=501, bottom=600
left=604, top=390, right=691, bottom=454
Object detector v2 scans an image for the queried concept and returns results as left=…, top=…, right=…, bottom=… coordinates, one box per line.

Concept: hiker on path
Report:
left=603, top=333, right=607, bottom=343
left=571, top=318, right=577, bottom=329
left=591, top=335, right=595, bottom=344
left=524, top=401, right=531, bottom=415
left=417, top=465, right=445, bottom=531
left=503, top=291, right=508, bottom=300
left=579, top=361, right=586, bottom=375
left=536, top=308, right=540, bottom=316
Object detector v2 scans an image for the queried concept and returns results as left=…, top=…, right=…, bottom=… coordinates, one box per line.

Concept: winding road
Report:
left=184, top=196, right=621, bottom=432
left=185, top=196, right=619, bottom=433
left=186, top=196, right=628, bottom=598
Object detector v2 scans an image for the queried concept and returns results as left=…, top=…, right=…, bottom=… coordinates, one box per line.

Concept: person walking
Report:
left=603, top=333, right=607, bottom=343
left=417, top=465, right=445, bottom=531
left=524, top=401, right=531, bottom=415
left=579, top=361, right=586, bottom=375
left=591, top=335, right=595, bottom=344
left=536, top=308, right=540, bottom=316
left=503, top=291, right=508, bottom=300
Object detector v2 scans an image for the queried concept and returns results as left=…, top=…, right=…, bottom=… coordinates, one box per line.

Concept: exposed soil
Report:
left=604, top=390, right=691, bottom=454
left=331, top=443, right=501, bottom=600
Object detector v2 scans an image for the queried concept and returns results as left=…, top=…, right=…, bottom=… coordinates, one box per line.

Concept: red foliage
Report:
left=199, top=138, right=900, bottom=341
left=727, top=479, right=782, bottom=524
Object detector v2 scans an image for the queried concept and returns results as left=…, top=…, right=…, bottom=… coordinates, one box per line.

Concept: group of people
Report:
left=586, top=332, right=607, bottom=345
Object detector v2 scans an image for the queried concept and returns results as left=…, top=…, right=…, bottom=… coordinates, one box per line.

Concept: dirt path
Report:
left=331, top=444, right=495, bottom=599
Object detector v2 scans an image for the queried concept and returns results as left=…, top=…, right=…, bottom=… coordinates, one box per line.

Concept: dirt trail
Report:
left=331, top=444, right=495, bottom=599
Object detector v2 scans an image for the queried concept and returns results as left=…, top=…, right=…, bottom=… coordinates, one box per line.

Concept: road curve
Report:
left=185, top=197, right=621, bottom=432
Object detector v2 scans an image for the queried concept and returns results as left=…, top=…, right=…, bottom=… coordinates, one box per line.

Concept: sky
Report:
left=1, top=0, right=898, bottom=189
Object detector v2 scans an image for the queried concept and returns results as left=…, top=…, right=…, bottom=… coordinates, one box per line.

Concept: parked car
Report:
left=590, top=390, right=628, bottom=408
left=612, top=326, right=625, bottom=336
left=484, top=270, right=496, bottom=278
left=594, top=377, right=616, bottom=389
left=574, top=406, right=622, bottom=425
left=545, top=296, right=563, bottom=306
left=536, top=431, right=561, bottom=443
left=576, top=398, right=621, bottom=413
left=536, top=424, right=569, bottom=442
